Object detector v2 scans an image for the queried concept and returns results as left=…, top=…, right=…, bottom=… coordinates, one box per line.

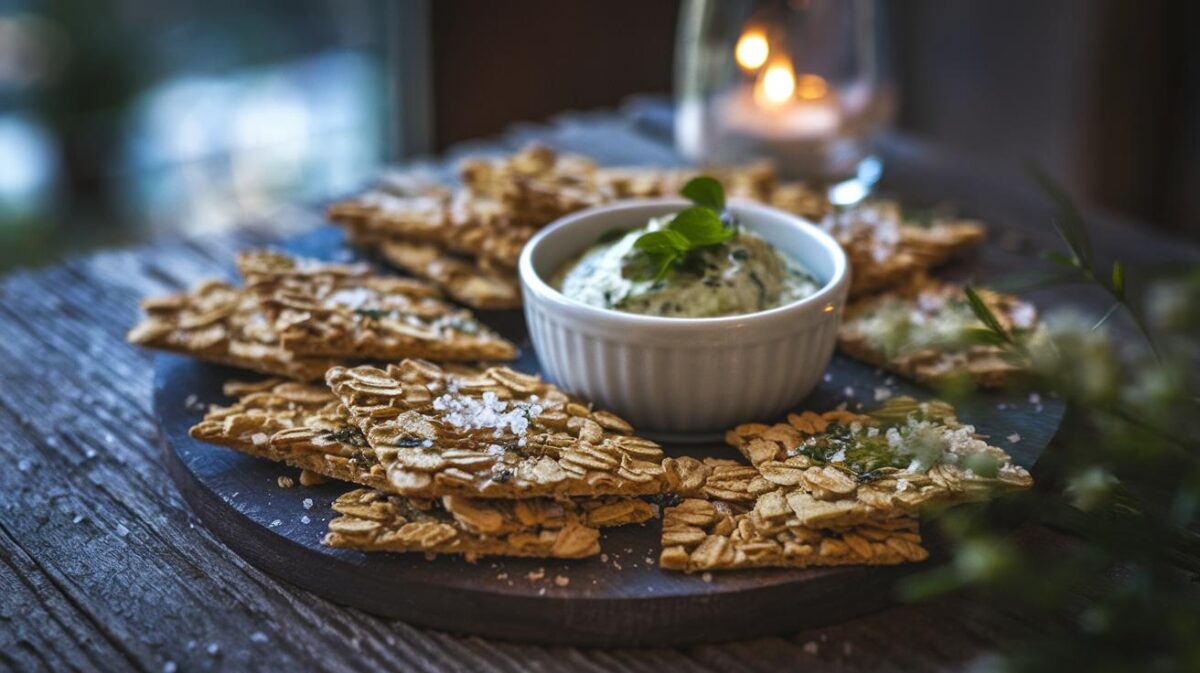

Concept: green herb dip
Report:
left=552, top=216, right=820, bottom=318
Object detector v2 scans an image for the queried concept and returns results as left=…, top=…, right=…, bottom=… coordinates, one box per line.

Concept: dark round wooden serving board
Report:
left=156, top=226, right=1064, bottom=646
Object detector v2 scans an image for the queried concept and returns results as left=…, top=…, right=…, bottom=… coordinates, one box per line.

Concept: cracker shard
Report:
left=326, top=359, right=669, bottom=499
left=658, top=456, right=929, bottom=573
left=126, top=280, right=336, bottom=381
left=839, top=275, right=1037, bottom=388
left=235, top=250, right=517, bottom=362
left=769, top=197, right=985, bottom=297
left=190, top=378, right=658, bottom=524
left=378, top=239, right=521, bottom=310
left=127, top=251, right=517, bottom=379
left=726, top=396, right=1033, bottom=528
left=189, top=380, right=657, bottom=560
left=325, top=488, right=602, bottom=560
left=188, top=379, right=392, bottom=491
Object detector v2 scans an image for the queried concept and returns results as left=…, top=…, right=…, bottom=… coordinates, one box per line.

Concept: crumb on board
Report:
left=299, top=470, right=328, bottom=486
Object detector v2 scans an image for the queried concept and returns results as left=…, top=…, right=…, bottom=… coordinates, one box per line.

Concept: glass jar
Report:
left=675, top=0, right=892, bottom=202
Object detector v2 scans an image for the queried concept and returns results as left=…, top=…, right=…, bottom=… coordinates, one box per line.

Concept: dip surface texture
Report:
left=552, top=217, right=820, bottom=318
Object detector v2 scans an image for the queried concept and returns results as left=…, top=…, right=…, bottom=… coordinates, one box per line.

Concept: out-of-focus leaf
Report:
left=960, top=327, right=1010, bottom=347
left=964, top=285, right=1008, bottom=340
left=1043, top=250, right=1079, bottom=267
left=1112, top=261, right=1125, bottom=297
left=1026, top=162, right=1094, bottom=269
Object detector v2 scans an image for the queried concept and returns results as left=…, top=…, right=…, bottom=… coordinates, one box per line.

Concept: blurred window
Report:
left=0, top=0, right=422, bottom=270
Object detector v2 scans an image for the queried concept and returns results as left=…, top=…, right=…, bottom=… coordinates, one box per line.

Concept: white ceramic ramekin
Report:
left=518, top=198, right=850, bottom=436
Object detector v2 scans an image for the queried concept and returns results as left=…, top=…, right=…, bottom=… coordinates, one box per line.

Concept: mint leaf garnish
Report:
left=632, top=229, right=691, bottom=281
left=626, top=176, right=733, bottom=281
left=633, top=229, right=690, bottom=257
left=680, top=176, right=725, bottom=211
left=668, top=207, right=734, bottom=246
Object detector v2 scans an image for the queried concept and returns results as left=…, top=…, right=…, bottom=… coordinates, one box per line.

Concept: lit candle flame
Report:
left=734, top=28, right=769, bottom=71
left=754, top=56, right=796, bottom=107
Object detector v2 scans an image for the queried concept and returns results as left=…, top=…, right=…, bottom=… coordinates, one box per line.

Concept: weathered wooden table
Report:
left=2, top=105, right=1196, bottom=672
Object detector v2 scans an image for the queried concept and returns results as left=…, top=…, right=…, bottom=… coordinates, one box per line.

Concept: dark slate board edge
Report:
left=152, top=173, right=1067, bottom=647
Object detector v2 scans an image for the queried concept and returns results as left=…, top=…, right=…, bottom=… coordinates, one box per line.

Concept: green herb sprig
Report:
left=897, top=168, right=1200, bottom=673
left=628, top=176, right=734, bottom=280
left=963, top=165, right=1157, bottom=358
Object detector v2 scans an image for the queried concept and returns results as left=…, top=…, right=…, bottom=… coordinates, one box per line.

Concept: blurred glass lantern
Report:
left=675, top=0, right=892, bottom=202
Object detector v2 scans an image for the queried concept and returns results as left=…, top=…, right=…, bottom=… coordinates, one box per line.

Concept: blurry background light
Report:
left=0, top=115, right=57, bottom=216
left=0, top=0, right=395, bottom=269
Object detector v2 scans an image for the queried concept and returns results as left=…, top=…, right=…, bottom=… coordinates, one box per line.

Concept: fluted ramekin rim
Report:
left=518, top=197, right=850, bottom=332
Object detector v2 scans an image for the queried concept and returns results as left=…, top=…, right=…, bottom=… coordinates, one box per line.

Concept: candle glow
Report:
left=734, top=29, right=769, bottom=71
left=796, top=73, right=829, bottom=100
left=754, top=57, right=796, bottom=107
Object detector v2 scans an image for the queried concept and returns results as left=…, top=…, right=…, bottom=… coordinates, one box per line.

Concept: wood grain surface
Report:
left=1, top=104, right=1196, bottom=671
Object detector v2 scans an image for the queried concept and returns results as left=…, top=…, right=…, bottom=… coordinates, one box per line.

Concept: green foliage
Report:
left=902, top=172, right=1200, bottom=672
left=1023, top=165, right=1157, bottom=354
left=963, top=285, right=1011, bottom=342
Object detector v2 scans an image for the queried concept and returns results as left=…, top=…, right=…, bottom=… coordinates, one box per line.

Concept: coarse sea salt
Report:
left=433, top=391, right=544, bottom=437
left=1010, top=303, right=1036, bottom=329
left=324, top=287, right=377, bottom=310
